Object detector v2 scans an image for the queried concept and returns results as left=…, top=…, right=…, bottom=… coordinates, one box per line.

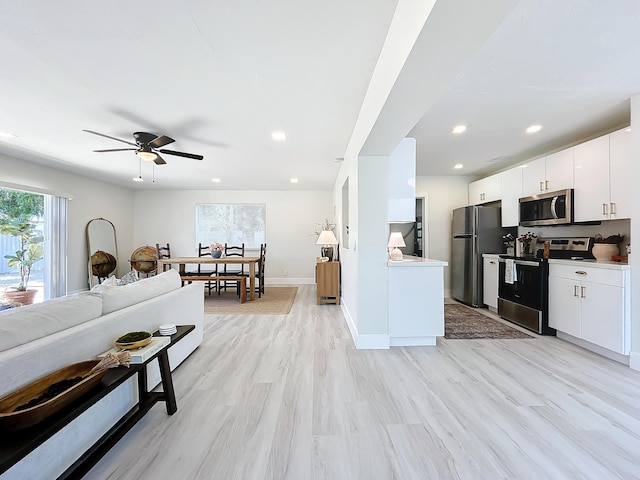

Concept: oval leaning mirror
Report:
left=86, top=218, right=118, bottom=287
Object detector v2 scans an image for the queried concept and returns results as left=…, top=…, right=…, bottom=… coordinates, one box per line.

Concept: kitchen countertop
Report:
left=549, top=258, right=630, bottom=270
left=482, top=253, right=500, bottom=258
left=388, top=256, right=448, bottom=267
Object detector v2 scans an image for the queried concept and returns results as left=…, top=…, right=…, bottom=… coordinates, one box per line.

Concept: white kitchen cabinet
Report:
left=608, top=128, right=632, bottom=220
left=500, top=166, right=522, bottom=227
left=548, top=275, right=581, bottom=338
left=573, top=135, right=610, bottom=222
left=548, top=262, right=630, bottom=355
left=521, top=149, right=573, bottom=197
left=469, top=173, right=501, bottom=205
left=574, top=129, right=632, bottom=222
left=521, top=157, right=546, bottom=196
left=482, top=255, right=499, bottom=310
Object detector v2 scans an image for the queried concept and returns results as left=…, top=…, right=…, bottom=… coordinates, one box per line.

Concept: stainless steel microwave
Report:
left=519, top=189, right=573, bottom=226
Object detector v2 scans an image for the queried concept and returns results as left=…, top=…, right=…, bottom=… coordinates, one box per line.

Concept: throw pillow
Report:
left=117, top=270, right=139, bottom=286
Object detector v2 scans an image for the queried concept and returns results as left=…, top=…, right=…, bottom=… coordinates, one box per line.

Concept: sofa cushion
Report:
left=0, top=292, right=103, bottom=353
left=91, top=268, right=181, bottom=315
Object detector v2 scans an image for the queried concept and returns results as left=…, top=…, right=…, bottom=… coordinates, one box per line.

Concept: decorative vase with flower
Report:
left=518, top=232, right=537, bottom=257
left=209, top=243, right=223, bottom=258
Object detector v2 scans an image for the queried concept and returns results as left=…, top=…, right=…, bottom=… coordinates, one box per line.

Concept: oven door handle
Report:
left=499, top=258, right=540, bottom=267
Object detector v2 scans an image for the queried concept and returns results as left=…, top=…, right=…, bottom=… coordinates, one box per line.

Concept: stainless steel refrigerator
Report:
left=451, top=206, right=504, bottom=307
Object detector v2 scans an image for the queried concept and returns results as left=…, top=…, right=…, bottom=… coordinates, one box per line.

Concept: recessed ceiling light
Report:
left=132, top=176, right=144, bottom=182
left=211, top=178, right=221, bottom=183
left=290, top=178, right=299, bottom=183
left=452, top=125, right=467, bottom=134
left=454, top=164, right=463, bottom=169
left=526, top=125, right=542, bottom=134
left=272, top=131, right=287, bottom=142
left=0, top=131, right=17, bottom=139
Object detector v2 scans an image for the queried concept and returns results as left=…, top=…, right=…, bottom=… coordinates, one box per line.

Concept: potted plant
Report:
left=1, top=221, right=44, bottom=305
left=592, top=234, right=624, bottom=261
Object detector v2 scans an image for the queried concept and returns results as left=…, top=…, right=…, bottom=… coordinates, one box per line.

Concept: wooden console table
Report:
left=0, top=325, right=194, bottom=479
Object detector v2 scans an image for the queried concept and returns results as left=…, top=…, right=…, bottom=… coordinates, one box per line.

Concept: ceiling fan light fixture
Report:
left=137, top=148, right=158, bottom=162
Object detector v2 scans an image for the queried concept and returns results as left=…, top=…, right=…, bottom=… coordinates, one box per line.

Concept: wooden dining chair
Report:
left=182, top=243, right=218, bottom=294
left=219, top=243, right=245, bottom=294
left=155, top=243, right=171, bottom=272
left=254, top=243, right=267, bottom=298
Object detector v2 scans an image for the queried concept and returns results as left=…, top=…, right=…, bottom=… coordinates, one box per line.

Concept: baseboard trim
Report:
left=356, top=334, right=390, bottom=349
left=556, top=332, right=630, bottom=366
left=629, top=351, right=640, bottom=371
left=389, top=336, right=437, bottom=347
left=266, top=277, right=314, bottom=285
left=342, top=303, right=389, bottom=349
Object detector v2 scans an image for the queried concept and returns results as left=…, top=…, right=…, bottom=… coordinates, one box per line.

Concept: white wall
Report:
left=415, top=175, right=473, bottom=294
left=132, top=189, right=332, bottom=283
left=0, top=154, right=134, bottom=294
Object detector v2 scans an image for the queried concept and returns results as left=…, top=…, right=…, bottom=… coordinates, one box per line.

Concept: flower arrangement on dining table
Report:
left=209, top=243, right=224, bottom=258
left=517, top=232, right=537, bottom=256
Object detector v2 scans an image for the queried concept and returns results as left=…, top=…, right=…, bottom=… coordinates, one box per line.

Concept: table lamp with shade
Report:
left=317, top=230, right=338, bottom=261
left=388, top=232, right=406, bottom=261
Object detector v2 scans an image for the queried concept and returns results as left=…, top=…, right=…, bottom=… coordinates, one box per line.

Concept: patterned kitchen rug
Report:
left=444, top=303, right=534, bottom=339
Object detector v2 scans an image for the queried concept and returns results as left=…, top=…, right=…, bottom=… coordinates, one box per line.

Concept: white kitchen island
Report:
left=388, top=256, right=448, bottom=346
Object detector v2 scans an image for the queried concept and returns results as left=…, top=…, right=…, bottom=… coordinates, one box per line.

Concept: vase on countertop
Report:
left=211, top=251, right=222, bottom=258
left=592, top=244, right=619, bottom=261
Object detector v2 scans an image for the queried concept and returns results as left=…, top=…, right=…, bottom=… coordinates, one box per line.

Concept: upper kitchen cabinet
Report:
left=500, top=166, right=522, bottom=227
left=521, top=149, right=573, bottom=197
left=469, top=173, right=501, bottom=205
left=388, top=138, right=416, bottom=222
left=608, top=128, right=632, bottom=220
left=574, top=129, right=631, bottom=222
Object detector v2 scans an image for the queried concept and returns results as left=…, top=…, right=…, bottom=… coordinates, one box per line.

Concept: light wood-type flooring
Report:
left=85, top=286, right=640, bottom=480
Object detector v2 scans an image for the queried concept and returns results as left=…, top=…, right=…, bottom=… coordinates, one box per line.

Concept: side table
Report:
left=0, top=325, right=194, bottom=480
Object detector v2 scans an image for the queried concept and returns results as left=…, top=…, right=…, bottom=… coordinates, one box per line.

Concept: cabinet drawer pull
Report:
left=545, top=180, right=549, bottom=190
left=575, top=271, right=587, bottom=275
left=610, top=202, right=616, bottom=215
left=489, top=260, right=496, bottom=265
left=602, top=203, right=608, bottom=215
left=573, top=285, right=579, bottom=297
left=539, top=181, right=544, bottom=192
left=581, top=286, right=586, bottom=298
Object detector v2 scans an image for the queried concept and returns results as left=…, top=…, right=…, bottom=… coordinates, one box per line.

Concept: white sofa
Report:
left=0, top=269, right=204, bottom=480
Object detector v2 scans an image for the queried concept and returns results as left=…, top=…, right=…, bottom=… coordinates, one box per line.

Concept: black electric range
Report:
left=497, top=237, right=594, bottom=334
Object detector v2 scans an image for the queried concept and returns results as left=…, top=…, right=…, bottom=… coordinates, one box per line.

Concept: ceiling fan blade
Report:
left=93, top=148, right=138, bottom=153
left=149, top=135, right=175, bottom=149
left=153, top=154, right=167, bottom=165
left=83, top=129, right=138, bottom=147
left=159, top=149, right=204, bottom=160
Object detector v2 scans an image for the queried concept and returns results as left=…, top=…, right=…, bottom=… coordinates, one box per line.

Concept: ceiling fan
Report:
left=83, top=130, right=204, bottom=165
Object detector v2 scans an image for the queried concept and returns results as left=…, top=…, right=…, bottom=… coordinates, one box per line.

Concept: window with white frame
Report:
left=195, top=203, right=265, bottom=249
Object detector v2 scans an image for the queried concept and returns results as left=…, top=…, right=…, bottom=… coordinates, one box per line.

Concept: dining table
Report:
left=157, top=256, right=261, bottom=300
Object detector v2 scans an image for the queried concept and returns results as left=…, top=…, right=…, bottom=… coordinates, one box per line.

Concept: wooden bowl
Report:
left=114, top=331, right=152, bottom=350
left=115, top=336, right=152, bottom=350
left=0, top=360, right=106, bottom=431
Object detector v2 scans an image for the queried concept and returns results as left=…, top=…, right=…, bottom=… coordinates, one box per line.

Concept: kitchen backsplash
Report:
left=517, top=218, right=630, bottom=249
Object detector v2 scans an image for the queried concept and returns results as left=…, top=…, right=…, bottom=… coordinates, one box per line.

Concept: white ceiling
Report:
left=1, top=1, right=639, bottom=190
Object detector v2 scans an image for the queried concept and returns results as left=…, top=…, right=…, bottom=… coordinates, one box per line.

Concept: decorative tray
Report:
left=0, top=360, right=106, bottom=431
